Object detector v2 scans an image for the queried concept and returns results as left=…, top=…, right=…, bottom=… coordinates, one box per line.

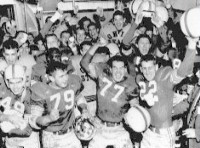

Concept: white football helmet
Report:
left=4, top=64, right=26, bottom=95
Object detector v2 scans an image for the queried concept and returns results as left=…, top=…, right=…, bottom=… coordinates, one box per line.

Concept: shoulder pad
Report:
left=30, top=82, right=51, bottom=101
left=156, top=66, right=172, bottom=81
left=68, top=74, right=82, bottom=92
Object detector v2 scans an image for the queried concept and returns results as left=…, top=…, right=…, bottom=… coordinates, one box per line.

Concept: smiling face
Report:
left=137, top=37, right=151, bottom=55
left=8, top=78, right=25, bottom=95
left=111, top=61, right=127, bottom=82
left=50, top=69, right=68, bottom=89
left=141, top=60, right=157, bottom=81
left=3, top=48, right=18, bottom=65
left=113, top=14, right=125, bottom=31
left=88, top=25, right=99, bottom=40
left=76, top=29, right=86, bottom=44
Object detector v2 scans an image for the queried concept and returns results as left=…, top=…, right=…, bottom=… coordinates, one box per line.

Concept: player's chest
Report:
left=138, top=80, right=159, bottom=103
left=98, top=77, right=128, bottom=103
left=45, top=88, right=75, bottom=112
left=0, top=95, right=28, bottom=116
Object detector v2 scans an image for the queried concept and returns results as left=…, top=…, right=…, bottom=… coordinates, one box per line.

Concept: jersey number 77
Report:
left=100, top=77, right=124, bottom=103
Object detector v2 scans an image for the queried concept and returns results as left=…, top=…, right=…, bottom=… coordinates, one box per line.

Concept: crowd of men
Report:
left=0, top=0, right=200, bottom=148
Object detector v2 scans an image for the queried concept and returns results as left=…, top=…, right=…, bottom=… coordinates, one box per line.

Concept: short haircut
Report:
left=78, top=16, right=91, bottom=29
left=61, top=49, right=73, bottom=56
left=46, top=61, right=68, bottom=76
left=2, top=39, right=19, bottom=53
left=80, top=41, right=92, bottom=51
left=107, top=55, right=128, bottom=68
left=96, top=46, right=110, bottom=56
left=75, top=27, right=85, bottom=34
left=46, top=47, right=61, bottom=62
left=34, top=33, right=44, bottom=44
left=88, top=22, right=99, bottom=30
left=140, top=54, right=156, bottom=65
left=60, top=29, right=72, bottom=38
left=29, top=44, right=39, bottom=54
left=136, top=34, right=152, bottom=45
left=112, top=10, right=124, bottom=20
left=28, top=32, right=34, bottom=37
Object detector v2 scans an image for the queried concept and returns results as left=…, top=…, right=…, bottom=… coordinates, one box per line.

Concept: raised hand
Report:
left=182, top=128, right=196, bottom=138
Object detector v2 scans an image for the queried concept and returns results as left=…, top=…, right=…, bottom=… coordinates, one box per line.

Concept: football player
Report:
left=0, top=64, right=40, bottom=148
left=80, top=41, right=139, bottom=148
left=137, top=37, right=198, bottom=148
left=29, top=61, right=88, bottom=148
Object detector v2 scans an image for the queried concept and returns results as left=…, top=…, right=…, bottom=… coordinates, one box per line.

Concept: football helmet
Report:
left=74, top=116, right=96, bottom=141
left=4, top=64, right=26, bottom=95
left=124, top=105, right=151, bottom=132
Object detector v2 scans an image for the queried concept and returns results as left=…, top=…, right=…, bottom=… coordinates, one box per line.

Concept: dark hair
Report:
left=136, top=34, right=152, bottom=45
left=61, top=49, right=73, bottom=56
left=88, top=22, right=99, bottom=30
left=45, top=16, right=51, bottom=23
left=193, top=62, right=200, bottom=75
left=80, top=41, right=92, bottom=51
left=34, top=33, right=45, bottom=44
left=46, top=47, right=61, bottom=62
left=107, top=55, right=128, bottom=68
left=75, top=27, right=85, bottom=34
left=29, top=44, right=39, bottom=54
left=2, top=39, right=19, bottom=52
left=78, top=17, right=91, bottom=29
left=140, top=54, right=156, bottom=64
left=96, top=46, right=110, bottom=56
left=28, top=32, right=34, bottom=38
left=46, top=61, right=68, bottom=76
left=60, top=29, right=72, bottom=38
left=112, top=10, right=125, bottom=20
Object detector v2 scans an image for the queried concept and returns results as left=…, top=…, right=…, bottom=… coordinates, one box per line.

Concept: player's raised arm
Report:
left=173, top=37, right=198, bottom=84
left=80, top=38, right=107, bottom=78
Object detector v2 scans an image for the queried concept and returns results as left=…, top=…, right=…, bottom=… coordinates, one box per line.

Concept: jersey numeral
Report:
left=50, top=90, right=74, bottom=110
left=100, top=77, right=124, bottom=103
left=139, top=80, right=158, bottom=102
left=0, top=97, right=25, bottom=114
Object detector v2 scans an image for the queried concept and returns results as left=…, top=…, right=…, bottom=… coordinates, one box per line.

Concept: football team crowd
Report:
left=0, top=0, right=200, bottom=148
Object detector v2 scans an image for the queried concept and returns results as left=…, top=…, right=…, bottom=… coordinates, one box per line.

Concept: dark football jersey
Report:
left=31, top=74, right=82, bottom=132
left=0, top=86, right=31, bottom=116
left=138, top=67, right=176, bottom=127
left=95, top=63, right=138, bottom=123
